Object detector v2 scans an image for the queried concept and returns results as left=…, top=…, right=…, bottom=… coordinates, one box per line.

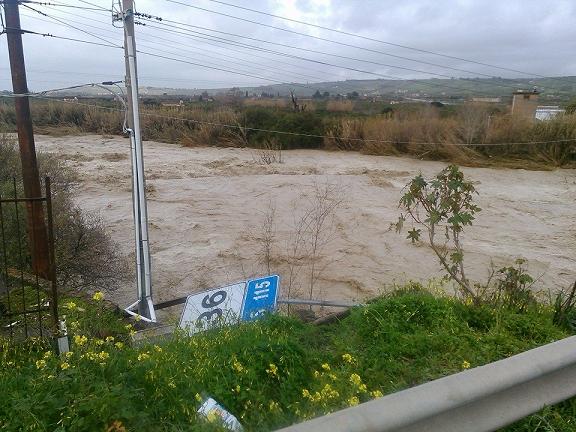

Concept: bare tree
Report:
left=457, top=102, right=489, bottom=145
left=305, top=182, right=344, bottom=301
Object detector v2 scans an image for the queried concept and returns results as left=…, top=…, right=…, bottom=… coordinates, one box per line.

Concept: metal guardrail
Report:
left=277, top=299, right=360, bottom=308
left=278, top=335, right=576, bottom=432
left=155, top=297, right=360, bottom=310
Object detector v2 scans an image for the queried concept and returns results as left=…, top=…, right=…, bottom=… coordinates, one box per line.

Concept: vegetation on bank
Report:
left=0, top=134, right=129, bottom=293
left=1, top=284, right=575, bottom=431
left=0, top=98, right=575, bottom=168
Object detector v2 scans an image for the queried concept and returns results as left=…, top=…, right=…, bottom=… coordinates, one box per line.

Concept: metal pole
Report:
left=122, top=0, right=155, bottom=322
left=4, top=0, right=50, bottom=280
left=45, top=177, right=59, bottom=335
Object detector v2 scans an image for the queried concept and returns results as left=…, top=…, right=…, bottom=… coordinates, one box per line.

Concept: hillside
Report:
left=21, top=76, right=576, bottom=104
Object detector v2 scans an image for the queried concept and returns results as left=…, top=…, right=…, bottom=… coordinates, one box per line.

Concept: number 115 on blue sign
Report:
left=241, top=275, right=279, bottom=321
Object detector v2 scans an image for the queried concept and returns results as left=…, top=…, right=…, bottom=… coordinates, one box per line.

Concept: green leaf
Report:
left=406, top=228, right=421, bottom=243
left=450, top=251, right=464, bottom=264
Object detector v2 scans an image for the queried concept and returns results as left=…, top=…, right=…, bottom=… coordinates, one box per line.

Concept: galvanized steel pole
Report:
left=122, top=0, right=155, bottom=322
left=4, top=0, right=50, bottom=280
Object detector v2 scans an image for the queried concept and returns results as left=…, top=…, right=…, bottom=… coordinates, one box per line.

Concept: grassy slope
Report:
left=1, top=287, right=575, bottom=431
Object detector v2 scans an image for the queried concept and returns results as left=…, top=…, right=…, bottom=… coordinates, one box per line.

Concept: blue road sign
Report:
left=241, top=275, right=279, bottom=321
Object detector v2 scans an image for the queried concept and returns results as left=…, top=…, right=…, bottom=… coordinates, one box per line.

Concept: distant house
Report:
left=511, top=89, right=540, bottom=120
left=472, top=97, right=501, bottom=103
left=535, top=106, right=565, bottom=121
left=161, top=100, right=184, bottom=109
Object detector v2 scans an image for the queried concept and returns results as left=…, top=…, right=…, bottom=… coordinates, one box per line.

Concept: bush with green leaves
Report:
left=0, top=134, right=128, bottom=293
left=396, top=165, right=481, bottom=300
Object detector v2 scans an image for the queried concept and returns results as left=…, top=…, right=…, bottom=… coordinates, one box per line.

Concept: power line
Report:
left=20, top=1, right=111, bottom=12
left=3, top=95, right=574, bottom=147
left=136, top=17, right=462, bottom=83
left=163, top=0, right=553, bottom=87
left=76, top=0, right=111, bottom=12
left=18, top=3, right=542, bottom=97
left=17, top=8, right=335, bottom=92
left=198, top=0, right=575, bottom=85
left=22, top=5, right=361, bottom=91
left=31, top=4, right=401, bottom=92
left=135, top=14, right=540, bottom=94
left=4, top=24, right=122, bottom=49
left=21, top=3, right=120, bottom=46
left=137, top=49, right=313, bottom=89
left=138, top=20, right=499, bottom=95
left=35, top=2, right=355, bottom=82
left=34, top=3, right=338, bottom=85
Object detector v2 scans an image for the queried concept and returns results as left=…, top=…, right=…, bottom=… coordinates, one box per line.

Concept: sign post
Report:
left=179, top=275, right=279, bottom=333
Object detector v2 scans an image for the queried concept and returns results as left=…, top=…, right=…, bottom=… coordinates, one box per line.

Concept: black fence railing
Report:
left=0, top=177, right=58, bottom=341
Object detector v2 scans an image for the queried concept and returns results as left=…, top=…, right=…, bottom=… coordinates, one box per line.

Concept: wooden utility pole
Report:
left=4, top=0, right=50, bottom=279
left=121, top=0, right=156, bottom=322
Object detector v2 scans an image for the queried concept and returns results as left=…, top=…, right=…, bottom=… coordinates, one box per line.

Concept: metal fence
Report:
left=0, top=177, right=58, bottom=340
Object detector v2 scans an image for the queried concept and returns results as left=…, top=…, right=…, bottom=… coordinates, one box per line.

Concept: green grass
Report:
left=1, top=285, right=575, bottom=431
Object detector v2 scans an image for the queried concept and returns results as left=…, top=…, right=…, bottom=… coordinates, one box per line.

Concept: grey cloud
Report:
left=0, top=0, right=575, bottom=91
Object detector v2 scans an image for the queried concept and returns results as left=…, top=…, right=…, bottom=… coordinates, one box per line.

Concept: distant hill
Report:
left=25, top=76, right=576, bottom=104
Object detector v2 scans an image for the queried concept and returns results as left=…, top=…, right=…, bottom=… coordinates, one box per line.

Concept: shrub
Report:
left=0, top=134, right=129, bottom=293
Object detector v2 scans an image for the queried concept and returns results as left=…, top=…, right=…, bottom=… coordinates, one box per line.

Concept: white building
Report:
left=535, top=106, right=565, bottom=121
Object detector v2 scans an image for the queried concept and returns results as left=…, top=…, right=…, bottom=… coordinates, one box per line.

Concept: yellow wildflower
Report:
left=153, top=345, right=163, bottom=353
left=358, top=383, right=368, bottom=393
left=302, top=389, right=311, bottom=399
left=462, top=360, right=471, bottom=369
left=269, top=401, right=280, bottom=412
left=97, top=351, right=109, bottom=361
left=342, top=353, right=355, bottom=363
left=349, top=373, right=362, bottom=386
left=168, top=380, right=176, bottom=389
left=321, top=363, right=330, bottom=371
left=95, top=339, right=104, bottom=346
left=195, top=393, right=202, bottom=402
left=232, top=359, right=244, bottom=373
left=73, top=335, right=87, bottom=346
left=134, top=314, right=142, bottom=322
left=43, top=351, right=52, bottom=359
left=313, top=370, right=320, bottom=378
left=64, top=351, right=74, bottom=359
left=234, top=385, right=241, bottom=393
left=105, top=336, right=115, bottom=343
left=114, top=342, right=124, bottom=349
left=92, top=291, right=104, bottom=301
left=266, top=363, right=278, bottom=377
left=348, top=396, right=360, bottom=406
left=137, top=353, right=150, bottom=361
left=64, top=301, right=77, bottom=310
left=60, top=362, right=70, bottom=370
left=35, top=359, right=46, bottom=369
left=320, top=383, right=339, bottom=399
left=371, top=390, right=383, bottom=398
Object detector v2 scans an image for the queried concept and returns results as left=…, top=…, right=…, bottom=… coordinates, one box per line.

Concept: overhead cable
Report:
left=199, top=0, right=573, bottom=83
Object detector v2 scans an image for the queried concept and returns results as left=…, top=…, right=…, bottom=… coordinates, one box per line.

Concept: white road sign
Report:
left=178, top=275, right=280, bottom=333
left=179, top=282, right=246, bottom=333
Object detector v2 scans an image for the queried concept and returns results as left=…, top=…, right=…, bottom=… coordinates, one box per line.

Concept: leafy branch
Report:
left=396, top=165, right=481, bottom=301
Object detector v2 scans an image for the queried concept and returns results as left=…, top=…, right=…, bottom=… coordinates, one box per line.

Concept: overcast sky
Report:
left=1, top=0, right=575, bottom=92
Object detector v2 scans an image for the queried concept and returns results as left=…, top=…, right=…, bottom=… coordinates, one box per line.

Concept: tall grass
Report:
left=324, top=108, right=576, bottom=167
left=0, top=99, right=574, bottom=167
